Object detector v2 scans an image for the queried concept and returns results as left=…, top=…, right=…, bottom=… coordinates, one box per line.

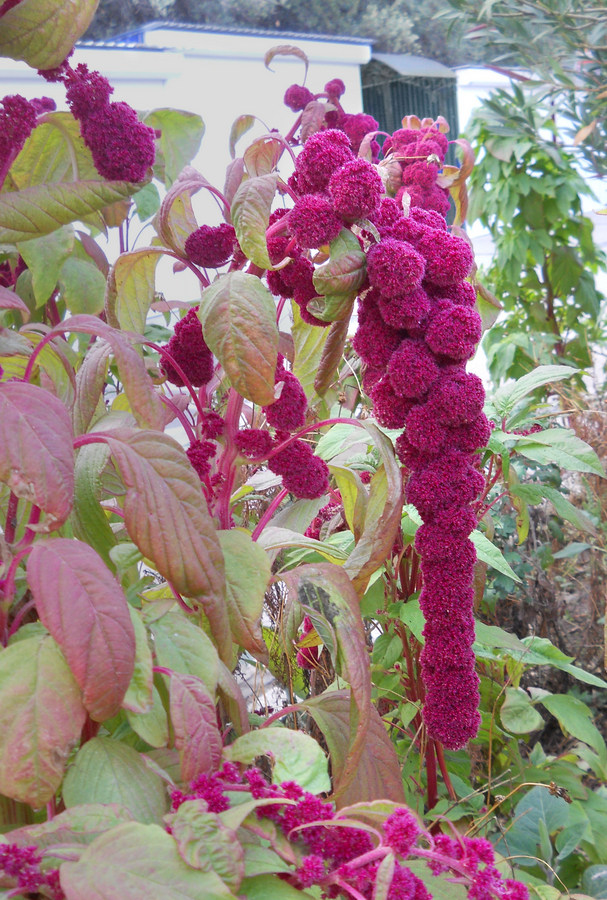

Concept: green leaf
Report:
left=62, top=737, right=169, bottom=825
left=279, top=564, right=372, bottom=797
left=258, top=526, right=349, bottom=564
left=344, top=423, right=404, bottom=596
left=218, top=530, right=271, bottom=662
left=0, top=635, right=86, bottom=807
left=0, top=0, right=98, bottom=68
left=223, top=728, right=330, bottom=795
left=198, top=272, right=278, bottom=406
left=519, top=429, right=604, bottom=477
left=312, top=229, right=366, bottom=301
left=518, top=636, right=607, bottom=688
left=126, top=685, right=169, bottom=748
left=71, top=443, right=117, bottom=568
left=17, top=227, right=74, bottom=306
left=122, top=607, right=154, bottom=715
left=240, top=874, right=316, bottom=900
left=59, top=257, right=107, bottom=315
left=10, top=113, right=98, bottom=189
left=511, top=483, right=598, bottom=534
left=291, top=302, right=332, bottom=403
left=500, top=687, right=545, bottom=734
left=0, top=180, right=147, bottom=244
left=0, top=380, right=74, bottom=532
left=105, top=247, right=164, bottom=334
left=582, top=865, right=607, bottom=899
left=7, top=803, right=135, bottom=852
left=143, top=109, right=205, bottom=187
left=231, top=173, right=277, bottom=269
left=148, top=611, right=219, bottom=696
left=490, top=365, right=578, bottom=419
left=60, top=821, right=234, bottom=900
left=27, top=538, right=136, bottom=722
left=537, top=692, right=607, bottom=758
left=166, top=800, right=244, bottom=889
left=494, top=784, right=571, bottom=863
left=470, top=530, right=522, bottom=582
left=303, top=690, right=405, bottom=808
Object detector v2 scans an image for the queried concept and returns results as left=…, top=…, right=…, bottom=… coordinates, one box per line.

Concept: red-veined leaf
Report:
left=169, top=673, right=222, bottom=783
left=264, top=45, right=309, bottom=82
left=27, top=538, right=135, bottom=722
left=303, top=690, right=405, bottom=808
left=102, top=429, right=228, bottom=654
left=0, top=635, right=86, bottom=807
left=198, top=272, right=278, bottom=406
left=343, top=422, right=404, bottom=596
left=229, top=115, right=257, bottom=159
left=0, top=0, right=98, bottom=68
left=0, top=285, right=30, bottom=321
left=0, top=380, right=73, bottom=531
left=59, top=821, right=233, bottom=900
left=53, top=315, right=164, bottom=430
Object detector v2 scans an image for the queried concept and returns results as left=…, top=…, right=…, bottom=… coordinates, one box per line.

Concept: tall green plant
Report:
left=466, top=86, right=605, bottom=382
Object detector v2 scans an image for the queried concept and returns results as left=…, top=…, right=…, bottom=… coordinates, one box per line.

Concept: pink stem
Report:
left=159, top=393, right=197, bottom=443
left=8, top=597, right=36, bottom=637
left=259, top=702, right=302, bottom=728
left=251, top=488, right=288, bottom=541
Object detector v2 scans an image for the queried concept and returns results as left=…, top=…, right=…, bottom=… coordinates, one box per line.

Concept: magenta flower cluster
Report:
left=160, top=306, right=214, bottom=388
left=170, top=764, right=528, bottom=900
left=274, top=97, right=489, bottom=748
left=350, top=127, right=487, bottom=747
left=0, top=842, right=63, bottom=899
left=232, top=357, right=329, bottom=500
left=40, top=61, right=155, bottom=181
left=0, top=94, right=40, bottom=183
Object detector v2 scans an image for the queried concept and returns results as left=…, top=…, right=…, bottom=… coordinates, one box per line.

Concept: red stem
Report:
left=426, top=738, right=439, bottom=810
left=259, top=702, right=302, bottom=728
left=435, top=741, right=457, bottom=801
left=4, top=493, right=18, bottom=544
left=251, top=488, right=289, bottom=541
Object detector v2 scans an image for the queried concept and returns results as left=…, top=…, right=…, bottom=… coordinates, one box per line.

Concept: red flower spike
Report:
left=328, top=157, right=383, bottom=221
left=288, top=194, right=343, bottom=249
left=284, top=84, right=314, bottom=111
left=185, top=224, right=236, bottom=268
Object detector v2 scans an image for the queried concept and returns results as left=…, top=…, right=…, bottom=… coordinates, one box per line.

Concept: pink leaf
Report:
left=0, top=381, right=73, bottom=531
left=169, top=673, right=222, bottom=783
left=0, top=285, right=30, bottom=321
left=103, top=429, right=228, bottom=652
left=304, top=690, right=405, bottom=808
left=27, top=538, right=136, bottom=722
left=52, top=315, right=164, bottom=431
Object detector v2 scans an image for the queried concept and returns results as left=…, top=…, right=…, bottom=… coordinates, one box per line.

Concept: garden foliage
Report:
left=0, top=2, right=606, bottom=899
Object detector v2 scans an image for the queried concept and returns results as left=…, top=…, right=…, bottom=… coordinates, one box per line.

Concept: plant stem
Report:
left=251, top=488, right=288, bottom=541
left=4, top=493, right=18, bottom=544
left=426, top=739, right=438, bottom=810
left=260, top=702, right=302, bottom=728
left=435, top=741, right=457, bottom=802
